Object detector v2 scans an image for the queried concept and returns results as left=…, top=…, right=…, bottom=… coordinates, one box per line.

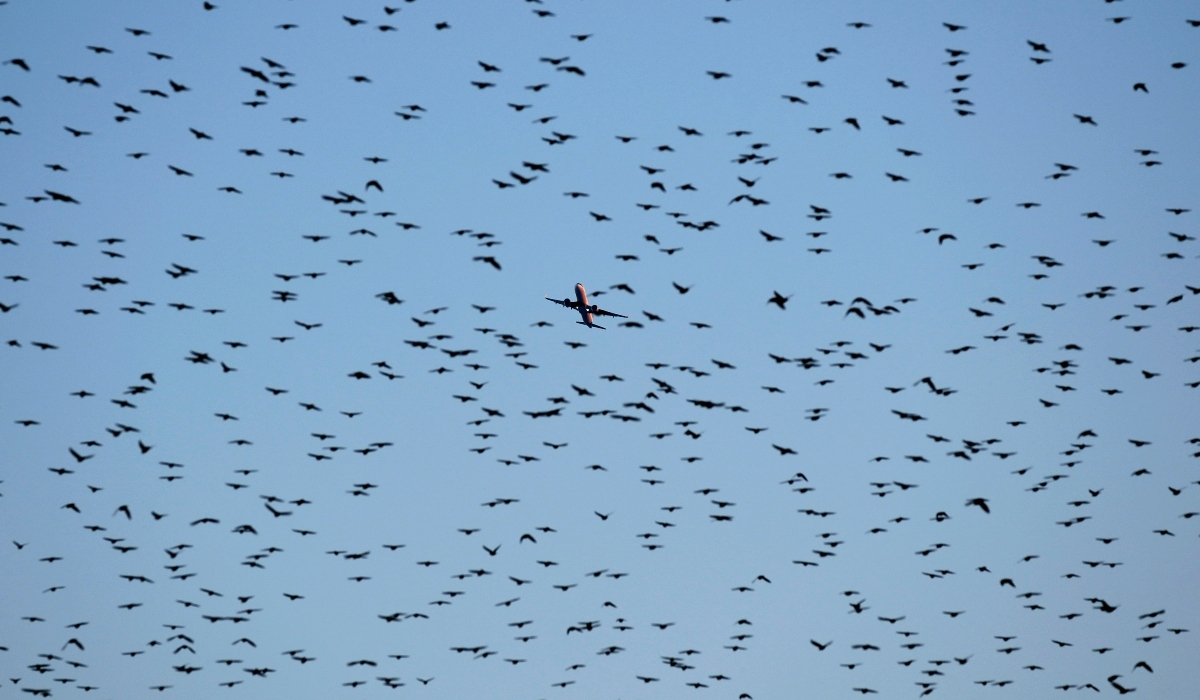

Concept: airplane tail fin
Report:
left=577, top=321, right=606, bottom=330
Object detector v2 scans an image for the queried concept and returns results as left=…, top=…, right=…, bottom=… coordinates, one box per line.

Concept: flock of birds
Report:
left=1, top=0, right=1198, bottom=698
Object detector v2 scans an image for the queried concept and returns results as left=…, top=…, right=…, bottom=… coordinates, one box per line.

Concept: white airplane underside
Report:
left=544, top=283, right=628, bottom=329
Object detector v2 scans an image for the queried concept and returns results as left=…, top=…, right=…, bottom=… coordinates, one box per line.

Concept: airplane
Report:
left=545, top=283, right=627, bottom=329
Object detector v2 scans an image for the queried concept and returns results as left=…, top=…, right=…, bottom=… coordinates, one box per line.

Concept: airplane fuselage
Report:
left=574, top=283, right=598, bottom=327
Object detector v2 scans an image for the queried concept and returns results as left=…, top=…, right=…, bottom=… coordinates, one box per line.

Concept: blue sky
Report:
left=1, top=0, right=1198, bottom=698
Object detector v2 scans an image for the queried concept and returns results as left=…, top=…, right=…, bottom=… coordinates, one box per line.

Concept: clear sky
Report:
left=1, top=0, right=1198, bottom=698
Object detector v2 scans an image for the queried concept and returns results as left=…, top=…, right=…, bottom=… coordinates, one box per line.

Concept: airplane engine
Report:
left=590, top=304, right=598, bottom=314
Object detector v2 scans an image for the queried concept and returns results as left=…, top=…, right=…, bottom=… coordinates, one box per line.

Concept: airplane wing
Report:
left=592, top=306, right=628, bottom=319
left=545, top=296, right=580, bottom=309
